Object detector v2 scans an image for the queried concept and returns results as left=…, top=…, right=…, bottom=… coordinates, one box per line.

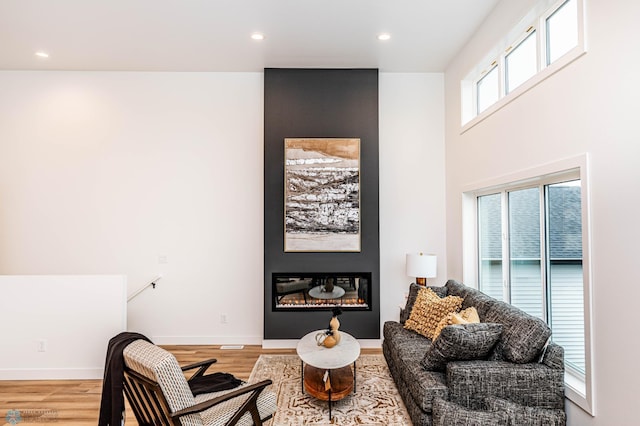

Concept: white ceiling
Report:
left=0, top=0, right=499, bottom=72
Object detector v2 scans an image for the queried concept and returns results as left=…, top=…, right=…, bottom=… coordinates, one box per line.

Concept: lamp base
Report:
left=415, top=277, right=426, bottom=286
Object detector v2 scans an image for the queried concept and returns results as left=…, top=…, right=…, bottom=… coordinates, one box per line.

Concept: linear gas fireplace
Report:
left=272, top=272, right=371, bottom=312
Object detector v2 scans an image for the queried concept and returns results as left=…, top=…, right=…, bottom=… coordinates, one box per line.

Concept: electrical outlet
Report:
left=158, top=255, right=168, bottom=264
left=220, top=314, right=228, bottom=324
left=37, top=339, right=47, bottom=352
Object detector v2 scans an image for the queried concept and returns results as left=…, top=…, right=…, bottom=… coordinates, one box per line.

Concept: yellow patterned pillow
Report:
left=454, top=306, right=480, bottom=324
left=433, top=306, right=481, bottom=339
left=405, top=288, right=463, bottom=339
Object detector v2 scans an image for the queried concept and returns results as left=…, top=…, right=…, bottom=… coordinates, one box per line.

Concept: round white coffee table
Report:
left=296, top=330, right=360, bottom=420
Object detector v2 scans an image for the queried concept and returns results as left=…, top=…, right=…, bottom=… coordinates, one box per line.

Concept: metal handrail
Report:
left=127, top=275, right=162, bottom=302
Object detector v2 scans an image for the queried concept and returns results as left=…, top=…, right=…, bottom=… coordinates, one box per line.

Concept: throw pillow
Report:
left=484, top=302, right=552, bottom=364
left=421, top=323, right=503, bottom=371
left=400, top=284, right=448, bottom=324
left=404, top=288, right=463, bottom=339
left=484, top=396, right=566, bottom=426
left=432, top=397, right=509, bottom=426
left=433, top=306, right=480, bottom=339
left=454, top=306, right=480, bottom=324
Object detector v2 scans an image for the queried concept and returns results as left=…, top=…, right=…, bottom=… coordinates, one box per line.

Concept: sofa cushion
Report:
left=400, top=283, right=448, bottom=324
left=446, top=279, right=552, bottom=364
left=447, top=360, right=565, bottom=410
left=484, top=396, right=566, bottom=426
left=384, top=321, right=432, bottom=362
left=421, top=323, right=503, bottom=371
left=405, top=288, right=463, bottom=339
left=432, top=398, right=509, bottom=426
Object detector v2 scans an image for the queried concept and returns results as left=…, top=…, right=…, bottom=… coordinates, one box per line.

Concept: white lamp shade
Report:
left=406, top=253, right=437, bottom=279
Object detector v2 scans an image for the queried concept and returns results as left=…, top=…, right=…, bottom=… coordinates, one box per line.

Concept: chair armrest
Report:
left=181, top=358, right=218, bottom=379
left=447, top=360, right=564, bottom=410
left=171, top=379, right=273, bottom=418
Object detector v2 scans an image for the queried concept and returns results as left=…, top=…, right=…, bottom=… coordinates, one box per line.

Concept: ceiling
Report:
left=0, top=0, right=500, bottom=72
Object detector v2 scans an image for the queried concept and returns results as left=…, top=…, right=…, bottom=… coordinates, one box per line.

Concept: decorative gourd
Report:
left=329, top=314, right=341, bottom=344
left=323, top=334, right=337, bottom=348
left=315, top=307, right=343, bottom=348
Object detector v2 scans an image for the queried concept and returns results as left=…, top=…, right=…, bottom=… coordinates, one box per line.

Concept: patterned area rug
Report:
left=249, top=354, right=411, bottom=425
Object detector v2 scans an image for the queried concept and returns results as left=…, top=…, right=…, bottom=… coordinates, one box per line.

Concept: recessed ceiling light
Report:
left=35, top=51, right=49, bottom=58
left=251, top=33, right=265, bottom=41
left=377, top=33, right=391, bottom=41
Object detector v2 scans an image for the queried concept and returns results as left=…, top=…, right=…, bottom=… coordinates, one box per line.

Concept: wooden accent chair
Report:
left=122, top=340, right=276, bottom=425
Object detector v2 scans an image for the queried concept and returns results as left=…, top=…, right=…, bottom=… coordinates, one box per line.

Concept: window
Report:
left=506, top=30, right=538, bottom=93
left=477, top=65, right=499, bottom=114
left=478, top=180, right=585, bottom=372
left=546, top=0, right=579, bottom=64
left=462, top=0, right=586, bottom=128
left=465, top=157, right=594, bottom=414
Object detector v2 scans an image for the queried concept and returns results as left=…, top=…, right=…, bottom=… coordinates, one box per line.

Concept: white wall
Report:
left=379, top=73, right=447, bottom=322
left=0, top=71, right=265, bottom=344
left=0, top=275, right=126, bottom=379
left=444, top=0, right=640, bottom=424
left=0, top=71, right=446, bottom=347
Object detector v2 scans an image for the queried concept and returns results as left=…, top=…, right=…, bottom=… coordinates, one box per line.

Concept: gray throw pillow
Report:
left=432, top=397, right=509, bottom=426
left=421, top=323, right=503, bottom=371
left=400, top=283, right=447, bottom=324
left=484, top=302, right=552, bottom=364
left=484, top=396, right=566, bottom=426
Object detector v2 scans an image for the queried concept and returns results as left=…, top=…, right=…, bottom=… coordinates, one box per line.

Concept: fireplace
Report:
left=272, top=272, right=371, bottom=312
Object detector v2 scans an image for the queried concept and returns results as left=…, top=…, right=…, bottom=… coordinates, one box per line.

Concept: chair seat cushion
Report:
left=196, top=384, right=277, bottom=426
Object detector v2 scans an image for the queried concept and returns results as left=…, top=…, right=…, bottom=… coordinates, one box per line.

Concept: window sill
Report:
left=461, top=46, right=587, bottom=135
left=565, top=368, right=595, bottom=416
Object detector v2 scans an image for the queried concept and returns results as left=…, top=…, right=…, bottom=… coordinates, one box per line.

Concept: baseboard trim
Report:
left=0, top=368, right=103, bottom=380
left=262, top=338, right=382, bottom=349
left=152, top=335, right=263, bottom=345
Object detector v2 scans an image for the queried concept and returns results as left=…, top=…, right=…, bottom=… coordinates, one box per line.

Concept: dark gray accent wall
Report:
left=264, top=68, right=380, bottom=339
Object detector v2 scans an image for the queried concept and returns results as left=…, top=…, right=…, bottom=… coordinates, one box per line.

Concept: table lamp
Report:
left=406, top=252, right=437, bottom=286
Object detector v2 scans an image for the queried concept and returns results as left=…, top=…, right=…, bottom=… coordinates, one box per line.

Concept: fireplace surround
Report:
left=263, top=68, right=380, bottom=340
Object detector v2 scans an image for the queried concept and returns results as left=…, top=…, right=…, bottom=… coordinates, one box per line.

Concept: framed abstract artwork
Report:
left=284, top=138, right=361, bottom=252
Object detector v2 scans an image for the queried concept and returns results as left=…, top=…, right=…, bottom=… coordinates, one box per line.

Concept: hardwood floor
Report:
left=0, top=345, right=381, bottom=425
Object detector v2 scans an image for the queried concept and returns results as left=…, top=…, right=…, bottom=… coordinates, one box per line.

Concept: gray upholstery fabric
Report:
left=432, top=398, right=509, bottom=426
left=540, top=342, right=565, bottom=370
left=446, top=279, right=552, bottom=364
left=400, top=284, right=448, bottom=324
left=421, top=323, right=503, bottom=371
left=383, top=322, right=447, bottom=412
left=447, top=360, right=565, bottom=410
left=383, top=339, right=433, bottom=426
left=385, top=281, right=565, bottom=426
left=485, top=396, right=567, bottom=426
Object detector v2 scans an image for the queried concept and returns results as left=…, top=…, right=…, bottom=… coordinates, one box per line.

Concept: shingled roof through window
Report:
left=479, top=186, right=582, bottom=260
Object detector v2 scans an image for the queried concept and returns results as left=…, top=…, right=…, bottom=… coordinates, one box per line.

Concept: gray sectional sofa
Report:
left=383, top=279, right=566, bottom=425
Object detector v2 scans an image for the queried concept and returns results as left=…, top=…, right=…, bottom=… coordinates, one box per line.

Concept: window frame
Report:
left=461, top=154, right=595, bottom=415
left=504, top=27, right=539, bottom=94
left=461, top=0, right=587, bottom=131
left=475, top=62, right=500, bottom=114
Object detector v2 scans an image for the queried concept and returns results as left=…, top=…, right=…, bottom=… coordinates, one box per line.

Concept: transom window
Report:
left=461, top=0, right=586, bottom=128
